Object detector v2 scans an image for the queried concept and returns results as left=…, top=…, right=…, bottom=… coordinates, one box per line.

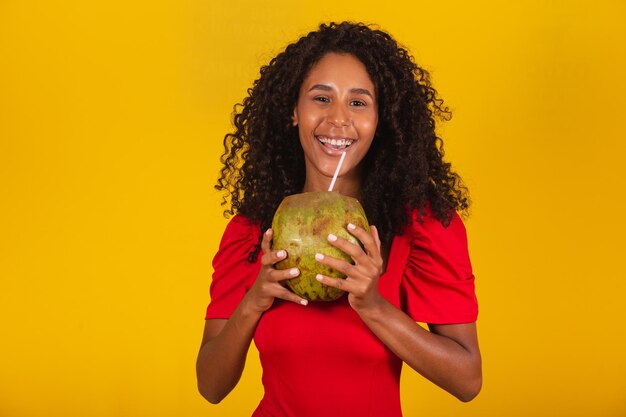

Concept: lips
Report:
left=315, top=135, right=356, bottom=150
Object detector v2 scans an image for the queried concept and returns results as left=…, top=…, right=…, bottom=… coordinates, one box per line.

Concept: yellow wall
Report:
left=1, top=1, right=625, bottom=416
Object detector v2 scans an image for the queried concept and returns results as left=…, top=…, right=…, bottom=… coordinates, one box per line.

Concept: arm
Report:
left=196, top=228, right=308, bottom=404
left=195, top=303, right=259, bottom=404
left=316, top=224, right=482, bottom=402
left=356, top=300, right=481, bottom=402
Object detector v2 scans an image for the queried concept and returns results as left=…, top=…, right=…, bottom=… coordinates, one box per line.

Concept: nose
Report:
left=326, top=103, right=350, bottom=127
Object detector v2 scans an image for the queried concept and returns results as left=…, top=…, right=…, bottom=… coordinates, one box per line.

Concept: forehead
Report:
left=301, top=52, right=375, bottom=92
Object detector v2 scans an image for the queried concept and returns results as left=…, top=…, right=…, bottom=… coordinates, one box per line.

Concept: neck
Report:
left=302, top=171, right=362, bottom=198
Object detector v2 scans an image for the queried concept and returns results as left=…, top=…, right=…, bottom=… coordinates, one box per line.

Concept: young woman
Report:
left=197, top=21, right=482, bottom=416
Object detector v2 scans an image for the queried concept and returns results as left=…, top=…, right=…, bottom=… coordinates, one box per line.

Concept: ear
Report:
left=291, top=107, right=298, bottom=126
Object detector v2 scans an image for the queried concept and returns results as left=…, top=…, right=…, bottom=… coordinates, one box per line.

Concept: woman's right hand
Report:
left=245, top=228, right=309, bottom=313
left=197, top=227, right=306, bottom=404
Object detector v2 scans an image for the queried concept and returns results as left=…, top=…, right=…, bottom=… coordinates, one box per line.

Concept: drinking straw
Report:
left=328, top=151, right=346, bottom=192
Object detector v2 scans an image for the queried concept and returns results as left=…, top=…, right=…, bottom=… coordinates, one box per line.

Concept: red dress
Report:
left=205, top=208, right=478, bottom=417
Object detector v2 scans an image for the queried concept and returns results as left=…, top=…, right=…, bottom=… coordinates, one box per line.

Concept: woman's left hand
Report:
left=314, top=223, right=385, bottom=312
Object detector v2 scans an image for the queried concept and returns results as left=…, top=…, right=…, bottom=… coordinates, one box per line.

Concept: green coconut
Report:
left=271, top=191, right=370, bottom=301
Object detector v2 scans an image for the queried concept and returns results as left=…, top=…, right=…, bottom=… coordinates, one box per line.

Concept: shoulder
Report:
left=220, top=214, right=261, bottom=244
left=402, top=206, right=477, bottom=324
left=407, top=205, right=468, bottom=247
left=206, top=214, right=262, bottom=319
left=224, top=213, right=261, bottom=233
left=405, top=204, right=473, bottom=284
left=214, top=214, right=262, bottom=265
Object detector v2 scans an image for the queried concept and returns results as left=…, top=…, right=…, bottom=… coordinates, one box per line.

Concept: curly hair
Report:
left=216, top=21, right=470, bottom=261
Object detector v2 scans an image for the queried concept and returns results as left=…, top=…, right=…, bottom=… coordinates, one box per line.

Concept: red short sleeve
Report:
left=402, top=209, right=478, bottom=324
left=204, top=215, right=262, bottom=319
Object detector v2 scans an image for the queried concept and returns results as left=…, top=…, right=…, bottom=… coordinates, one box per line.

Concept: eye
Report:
left=350, top=99, right=366, bottom=107
left=314, top=96, right=330, bottom=103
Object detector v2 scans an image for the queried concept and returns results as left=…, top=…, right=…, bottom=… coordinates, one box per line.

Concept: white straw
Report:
left=328, top=151, right=346, bottom=192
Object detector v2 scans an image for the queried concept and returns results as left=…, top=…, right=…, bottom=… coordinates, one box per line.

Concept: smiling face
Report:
left=292, top=52, right=378, bottom=196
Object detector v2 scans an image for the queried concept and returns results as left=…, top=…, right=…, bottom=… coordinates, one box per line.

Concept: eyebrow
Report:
left=307, top=84, right=374, bottom=98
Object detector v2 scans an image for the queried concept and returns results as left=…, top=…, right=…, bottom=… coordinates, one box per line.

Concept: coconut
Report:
left=271, top=191, right=369, bottom=301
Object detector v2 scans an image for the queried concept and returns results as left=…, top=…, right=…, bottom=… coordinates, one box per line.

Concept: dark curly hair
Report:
left=216, top=21, right=470, bottom=262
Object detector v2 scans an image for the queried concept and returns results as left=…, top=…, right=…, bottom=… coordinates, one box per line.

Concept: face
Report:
left=292, top=52, right=378, bottom=193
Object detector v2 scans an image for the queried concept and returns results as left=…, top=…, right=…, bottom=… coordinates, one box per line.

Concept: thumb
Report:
left=370, top=225, right=381, bottom=251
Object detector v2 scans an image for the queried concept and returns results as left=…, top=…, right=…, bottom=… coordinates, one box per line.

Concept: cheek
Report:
left=296, top=101, right=324, bottom=127
left=357, top=114, right=378, bottom=137
left=301, top=112, right=323, bottom=129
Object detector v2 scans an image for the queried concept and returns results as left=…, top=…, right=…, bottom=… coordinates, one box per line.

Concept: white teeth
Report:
left=317, top=136, right=355, bottom=147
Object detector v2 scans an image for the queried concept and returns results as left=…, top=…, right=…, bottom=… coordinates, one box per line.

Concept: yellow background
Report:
left=1, top=0, right=625, bottom=416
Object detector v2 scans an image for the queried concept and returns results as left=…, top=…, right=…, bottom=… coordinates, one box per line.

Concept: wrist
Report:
left=240, top=291, right=268, bottom=318
left=353, top=292, right=387, bottom=321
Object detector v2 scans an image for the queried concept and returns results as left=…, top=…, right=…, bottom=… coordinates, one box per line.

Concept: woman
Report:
left=197, top=21, right=482, bottom=416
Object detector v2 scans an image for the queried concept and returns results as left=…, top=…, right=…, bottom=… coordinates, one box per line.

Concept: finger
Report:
left=261, top=249, right=287, bottom=267
left=274, top=287, right=309, bottom=306
left=314, top=252, right=362, bottom=279
left=370, top=225, right=382, bottom=252
left=261, top=229, right=288, bottom=266
left=261, top=228, right=272, bottom=254
left=347, top=223, right=380, bottom=258
left=268, top=266, right=300, bottom=283
left=326, top=233, right=369, bottom=265
left=315, top=273, right=354, bottom=293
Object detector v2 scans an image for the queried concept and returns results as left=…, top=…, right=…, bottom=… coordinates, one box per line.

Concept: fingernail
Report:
left=328, top=234, right=337, bottom=242
left=316, top=274, right=324, bottom=281
left=277, top=250, right=286, bottom=258
left=290, top=268, right=299, bottom=276
left=315, top=253, right=324, bottom=261
left=300, top=299, right=308, bottom=306
left=265, top=228, right=272, bottom=235
left=347, top=223, right=356, bottom=230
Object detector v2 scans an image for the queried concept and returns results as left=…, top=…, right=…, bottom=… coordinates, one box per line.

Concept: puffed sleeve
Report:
left=204, top=215, right=263, bottom=319
left=402, top=208, right=478, bottom=324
